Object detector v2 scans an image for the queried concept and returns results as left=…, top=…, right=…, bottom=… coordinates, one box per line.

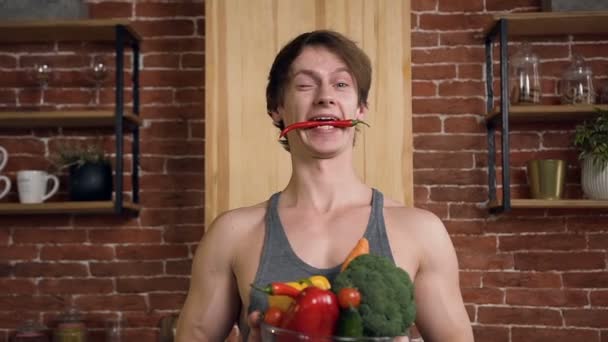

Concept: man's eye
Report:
left=296, top=84, right=313, bottom=89
left=336, top=82, right=349, bottom=88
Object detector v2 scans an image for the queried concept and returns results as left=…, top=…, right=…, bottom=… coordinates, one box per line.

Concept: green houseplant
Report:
left=52, top=142, right=113, bottom=201
left=573, top=108, right=608, bottom=199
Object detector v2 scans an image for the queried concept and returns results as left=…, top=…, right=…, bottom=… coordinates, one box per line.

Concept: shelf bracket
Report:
left=114, top=25, right=126, bottom=215
left=485, top=19, right=511, bottom=213
left=131, top=32, right=140, bottom=207
left=499, top=19, right=511, bottom=213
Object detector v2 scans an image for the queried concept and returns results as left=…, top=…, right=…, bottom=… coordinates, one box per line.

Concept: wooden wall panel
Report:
left=205, top=0, right=412, bottom=227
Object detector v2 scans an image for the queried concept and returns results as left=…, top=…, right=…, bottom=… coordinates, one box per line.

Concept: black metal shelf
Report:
left=484, top=12, right=608, bottom=214
left=0, top=20, right=140, bottom=216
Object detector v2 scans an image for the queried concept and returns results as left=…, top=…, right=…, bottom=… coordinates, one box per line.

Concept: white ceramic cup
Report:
left=0, top=146, right=7, bottom=172
left=17, top=170, right=60, bottom=204
left=0, top=174, right=10, bottom=200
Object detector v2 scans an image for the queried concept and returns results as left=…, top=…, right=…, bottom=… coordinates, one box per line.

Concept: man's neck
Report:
left=282, top=155, right=369, bottom=213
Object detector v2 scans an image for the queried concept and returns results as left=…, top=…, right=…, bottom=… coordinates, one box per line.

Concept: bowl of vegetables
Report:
left=256, top=243, right=416, bottom=342
left=260, top=322, right=410, bottom=341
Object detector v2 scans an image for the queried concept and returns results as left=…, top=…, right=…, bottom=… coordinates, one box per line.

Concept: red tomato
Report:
left=337, top=287, right=361, bottom=309
left=263, top=306, right=284, bottom=326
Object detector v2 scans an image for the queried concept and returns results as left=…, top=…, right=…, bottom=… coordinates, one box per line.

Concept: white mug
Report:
left=0, top=146, right=7, bottom=172
left=17, top=170, right=60, bottom=204
left=0, top=174, right=10, bottom=200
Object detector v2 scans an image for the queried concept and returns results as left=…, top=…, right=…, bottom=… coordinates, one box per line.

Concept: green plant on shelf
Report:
left=50, top=141, right=110, bottom=172
left=574, top=107, right=608, bottom=170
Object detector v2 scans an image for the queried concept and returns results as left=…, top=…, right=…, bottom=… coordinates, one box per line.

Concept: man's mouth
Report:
left=280, top=118, right=369, bottom=138
left=308, top=115, right=340, bottom=122
left=307, top=117, right=341, bottom=131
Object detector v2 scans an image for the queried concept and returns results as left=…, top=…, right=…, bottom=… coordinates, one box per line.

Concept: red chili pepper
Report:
left=250, top=282, right=302, bottom=297
left=279, top=286, right=340, bottom=339
left=279, top=119, right=369, bottom=138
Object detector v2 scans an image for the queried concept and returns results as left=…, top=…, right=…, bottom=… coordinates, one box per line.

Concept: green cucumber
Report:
left=337, top=307, right=364, bottom=337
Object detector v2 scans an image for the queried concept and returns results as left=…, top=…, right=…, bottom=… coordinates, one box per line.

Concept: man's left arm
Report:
left=411, top=212, right=474, bottom=342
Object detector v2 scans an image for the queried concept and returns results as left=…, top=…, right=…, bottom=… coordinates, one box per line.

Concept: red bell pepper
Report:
left=279, top=286, right=340, bottom=339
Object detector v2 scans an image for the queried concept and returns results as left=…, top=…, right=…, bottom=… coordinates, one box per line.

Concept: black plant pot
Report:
left=68, top=162, right=113, bottom=201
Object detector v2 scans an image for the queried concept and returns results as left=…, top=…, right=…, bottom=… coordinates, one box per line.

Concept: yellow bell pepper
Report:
left=299, top=275, right=331, bottom=290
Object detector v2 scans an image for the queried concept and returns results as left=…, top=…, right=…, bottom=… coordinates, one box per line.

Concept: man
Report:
left=176, top=30, right=474, bottom=342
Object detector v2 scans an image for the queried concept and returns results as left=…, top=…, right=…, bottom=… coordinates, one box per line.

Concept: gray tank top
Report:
left=239, top=188, right=394, bottom=338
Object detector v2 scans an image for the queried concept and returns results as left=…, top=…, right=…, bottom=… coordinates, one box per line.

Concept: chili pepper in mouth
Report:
left=279, top=119, right=369, bottom=138
left=250, top=282, right=302, bottom=297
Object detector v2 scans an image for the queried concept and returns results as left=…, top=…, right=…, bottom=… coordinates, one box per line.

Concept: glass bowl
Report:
left=260, top=323, right=410, bottom=342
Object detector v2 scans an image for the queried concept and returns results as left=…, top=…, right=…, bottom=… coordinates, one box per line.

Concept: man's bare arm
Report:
left=175, top=212, right=241, bottom=341
left=413, top=212, right=474, bottom=342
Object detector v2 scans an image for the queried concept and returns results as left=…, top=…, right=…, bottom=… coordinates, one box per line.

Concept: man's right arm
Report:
left=175, top=212, right=242, bottom=341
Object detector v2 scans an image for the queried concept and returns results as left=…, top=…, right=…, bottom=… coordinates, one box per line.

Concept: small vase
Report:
left=526, top=159, right=566, bottom=200
left=69, top=161, right=113, bottom=201
left=581, top=156, right=608, bottom=200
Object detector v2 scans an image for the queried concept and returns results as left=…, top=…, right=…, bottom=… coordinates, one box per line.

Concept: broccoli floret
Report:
left=333, top=254, right=416, bottom=337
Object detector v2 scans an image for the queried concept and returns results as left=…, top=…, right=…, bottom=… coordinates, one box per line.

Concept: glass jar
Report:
left=53, top=307, right=87, bottom=342
left=560, top=55, right=595, bottom=104
left=510, top=42, right=541, bottom=105
left=104, top=318, right=121, bottom=342
left=14, top=319, right=50, bottom=342
left=600, top=83, right=608, bottom=104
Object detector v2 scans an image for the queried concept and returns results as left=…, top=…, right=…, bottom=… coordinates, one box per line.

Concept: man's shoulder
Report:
left=210, top=200, right=269, bottom=230
left=382, top=196, right=449, bottom=252
left=383, top=196, right=443, bottom=226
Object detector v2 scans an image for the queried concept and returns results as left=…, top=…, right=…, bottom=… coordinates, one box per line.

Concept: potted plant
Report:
left=573, top=108, right=608, bottom=199
left=51, top=142, right=113, bottom=201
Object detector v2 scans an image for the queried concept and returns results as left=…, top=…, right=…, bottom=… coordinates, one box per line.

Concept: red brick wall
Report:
left=412, top=0, right=608, bottom=341
left=0, top=1, right=204, bottom=341
left=1, top=0, right=607, bottom=341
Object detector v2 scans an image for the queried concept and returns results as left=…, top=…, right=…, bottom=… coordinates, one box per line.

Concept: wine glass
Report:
left=31, top=62, right=52, bottom=106
left=89, top=55, right=109, bottom=105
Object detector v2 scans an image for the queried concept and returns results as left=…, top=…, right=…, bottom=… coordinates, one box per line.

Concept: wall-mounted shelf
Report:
left=0, top=19, right=141, bottom=216
left=484, top=12, right=608, bottom=214
left=485, top=11, right=608, bottom=37
left=487, top=104, right=608, bottom=123
left=0, top=110, right=141, bottom=128
left=0, top=201, right=140, bottom=215
left=0, top=19, right=140, bottom=43
left=490, top=199, right=608, bottom=210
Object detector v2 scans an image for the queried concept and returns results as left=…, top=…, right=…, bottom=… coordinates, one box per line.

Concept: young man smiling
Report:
left=176, top=30, right=474, bottom=342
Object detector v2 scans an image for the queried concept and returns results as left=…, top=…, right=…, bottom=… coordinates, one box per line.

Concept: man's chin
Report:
left=309, top=146, right=347, bottom=159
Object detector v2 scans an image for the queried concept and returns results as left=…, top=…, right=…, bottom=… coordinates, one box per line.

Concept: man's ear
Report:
left=269, top=109, right=282, bottom=125
left=356, top=103, right=368, bottom=120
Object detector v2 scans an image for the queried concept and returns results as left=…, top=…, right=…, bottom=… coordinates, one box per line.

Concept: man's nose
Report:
left=315, top=84, right=335, bottom=106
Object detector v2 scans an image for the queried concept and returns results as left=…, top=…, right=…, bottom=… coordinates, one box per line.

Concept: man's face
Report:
left=272, top=46, right=367, bottom=157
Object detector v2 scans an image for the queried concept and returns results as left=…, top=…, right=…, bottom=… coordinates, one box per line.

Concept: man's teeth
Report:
left=313, top=125, right=334, bottom=130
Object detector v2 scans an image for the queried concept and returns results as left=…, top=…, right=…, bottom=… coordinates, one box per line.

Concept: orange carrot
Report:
left=340, top=238, right=369, bottom=272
